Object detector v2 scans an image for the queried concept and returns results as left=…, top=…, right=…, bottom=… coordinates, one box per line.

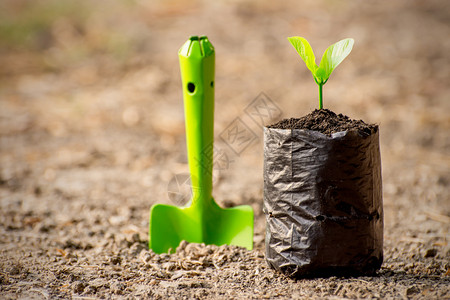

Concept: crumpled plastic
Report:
left=263, top=127, right=383, bottom=277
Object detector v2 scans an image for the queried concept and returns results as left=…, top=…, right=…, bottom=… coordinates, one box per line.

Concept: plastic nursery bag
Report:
left=263, top=127, right=383, bottom=277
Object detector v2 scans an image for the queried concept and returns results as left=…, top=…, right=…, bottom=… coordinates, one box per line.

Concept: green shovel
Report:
left=149, top=36, right=254, bottom=254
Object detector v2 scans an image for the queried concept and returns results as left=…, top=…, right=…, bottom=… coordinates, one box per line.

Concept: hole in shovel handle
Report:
left=187, top=82, right=196, bottom=94
left=315, top=215, right=325, bottom=221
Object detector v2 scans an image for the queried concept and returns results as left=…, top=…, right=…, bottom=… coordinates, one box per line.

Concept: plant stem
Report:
left=318, top=84, right=323, bottom=109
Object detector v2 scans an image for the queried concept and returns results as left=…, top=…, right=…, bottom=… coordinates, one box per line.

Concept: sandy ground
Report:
left=0, top=0, right=449, bottom=298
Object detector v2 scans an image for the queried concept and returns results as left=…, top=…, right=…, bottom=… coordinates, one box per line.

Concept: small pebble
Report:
left=131, top=233, right=140, bottom=243
left=72, top=281, right=85, bottom=294
left=129, top=242, right=146, bottom=256
left=139, top=251, right=152, bottom=264
left=406, top=286, right=420, bottom=296
left=424, top=248, right=438, bottom=258
left=110, top=256, right=122, bottom=265
left=110, top=281, right=125, bottom=294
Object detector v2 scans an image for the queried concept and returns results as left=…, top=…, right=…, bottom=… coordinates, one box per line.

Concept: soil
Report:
left=268, top=109, right=378, bottom=136
left=1, top=0, right=449, bottom=299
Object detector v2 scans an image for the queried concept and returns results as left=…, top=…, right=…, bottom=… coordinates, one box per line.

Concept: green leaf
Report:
left=287, top=36, right=318, bottom=75
left=287, top=36, right=355, bottom=109
left=316, top=38, right=354, bottom=83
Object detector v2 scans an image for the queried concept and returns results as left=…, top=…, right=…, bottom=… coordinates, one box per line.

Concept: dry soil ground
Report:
left=0, top=0, right=449, bottom=299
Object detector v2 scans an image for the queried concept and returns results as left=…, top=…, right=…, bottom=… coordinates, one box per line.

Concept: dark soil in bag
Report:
left=264, top=109, right=383, bottom=277
left=268, top=108, right=377, bottom=136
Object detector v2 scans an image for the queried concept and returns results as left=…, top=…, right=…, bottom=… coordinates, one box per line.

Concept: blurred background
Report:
left=0, top=0, right=449, bottom=248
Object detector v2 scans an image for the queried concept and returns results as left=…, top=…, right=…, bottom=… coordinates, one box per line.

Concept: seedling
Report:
left=288, top=37, right=354, bottom=109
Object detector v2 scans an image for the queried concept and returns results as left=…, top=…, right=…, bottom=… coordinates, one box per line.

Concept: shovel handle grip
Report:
left=179, top=36, right=215, bottom=205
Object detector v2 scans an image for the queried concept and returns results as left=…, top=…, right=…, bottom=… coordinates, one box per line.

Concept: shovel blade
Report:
left=149, top=202, right=253, bottom=254
left=204, top=204, right=253, bottom=249
left=149, top=204, right=202, bottom=254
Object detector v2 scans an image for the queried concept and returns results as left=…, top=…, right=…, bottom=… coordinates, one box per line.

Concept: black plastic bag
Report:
left=263, top=127, right=383, bottom=277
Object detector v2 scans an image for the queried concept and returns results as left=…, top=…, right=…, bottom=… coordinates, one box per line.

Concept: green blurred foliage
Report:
left=0, top=0, right=88, bottom=50
left=0, top=0, right=139, bottom=74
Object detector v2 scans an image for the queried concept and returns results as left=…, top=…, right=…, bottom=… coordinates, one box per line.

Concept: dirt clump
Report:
left=268, top=109, right=377, bottom=136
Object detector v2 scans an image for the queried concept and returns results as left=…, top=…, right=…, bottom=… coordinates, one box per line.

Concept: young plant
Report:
left=288, top=37, right=354, bottom=109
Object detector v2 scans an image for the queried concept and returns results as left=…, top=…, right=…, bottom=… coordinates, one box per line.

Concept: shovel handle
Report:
left=179, top=36, right=215, bottom=207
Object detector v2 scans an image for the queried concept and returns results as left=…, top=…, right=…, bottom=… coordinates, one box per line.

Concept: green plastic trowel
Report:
left=149, top=36, right=254, bottom=254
